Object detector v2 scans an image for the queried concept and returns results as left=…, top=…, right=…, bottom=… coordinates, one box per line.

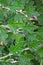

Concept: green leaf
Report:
left=29, top=40, right=41, bottom=51
left=9, top=33, right=25, bottom=54
left=38, top=14, right=43, bottom=25
left=19, top=53, right=34, bottom=65
left=36, top=47, right=43, bottom=58
left=0, top=26, right=8, bottom=43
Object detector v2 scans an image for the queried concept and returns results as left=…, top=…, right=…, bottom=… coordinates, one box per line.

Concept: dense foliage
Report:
left=0, top=0, right=43, bottom=65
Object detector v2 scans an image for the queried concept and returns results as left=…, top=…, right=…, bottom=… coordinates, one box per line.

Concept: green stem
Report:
left=40, top=58, right=43, bottom=65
